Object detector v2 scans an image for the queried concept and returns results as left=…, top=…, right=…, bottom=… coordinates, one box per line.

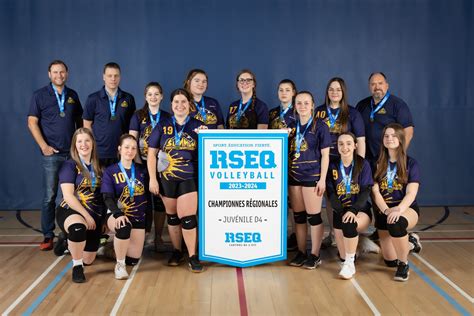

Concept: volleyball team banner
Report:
left=198, top=130, right=288, bottom=267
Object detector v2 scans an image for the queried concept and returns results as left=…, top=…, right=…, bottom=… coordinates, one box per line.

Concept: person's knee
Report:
left=115, top=222, right=132, bottom=240
left=167, top=214, right=181, bottom=226
left=387, top=217, right=408, bottom=238
left=307, top=213, right=322, bottom=226
left=67, top=223, right=87, bottom=242
left=341, top=221, right=358, bottom=238
left=181, top=215, right=197, bottom=230
left=293, top=211, right=307, bottom=224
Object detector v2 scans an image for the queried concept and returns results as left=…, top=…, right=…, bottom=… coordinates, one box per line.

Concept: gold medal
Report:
left=294, top=152, right=300, bottom=159
left=60, top=112, right=65, bottom=117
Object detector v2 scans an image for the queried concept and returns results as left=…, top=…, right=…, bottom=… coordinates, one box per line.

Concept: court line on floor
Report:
left=413, top=253, right=473, bottom=304
left=0, top=241, right=41, bottom=245
left=350, top=279, right=381, bottom=316
left=422, top=240, right=472, bottom=243
left=1, top=256, right=65, bottom=316
left=110, top=258, right=142, bottom=316
left=0, top=245, right=38, bottom=247
left=411, top=263, right=470, bottom=315
left=419, top=206, right=450, bottom=232
left=415, top=230, right=474, bottom=233
left=236, top=268, right=248, bottom=316
left=421, top=237, right=474, bottom=241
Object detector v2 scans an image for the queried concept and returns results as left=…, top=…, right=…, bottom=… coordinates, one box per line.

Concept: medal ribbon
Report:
left=370, top=92, right=390, bottom=121
left=108, top=93, right=118, bottom=118
left=194, top=98, right=207, bottom=122
left=386, top=161, right=397, bottom=191
left=237, top=98, right=252, bottom=122
left=52, top=84, right=66, bottom=115
left=326, top=106, right=340, bottom=128
left=149, top=110, right=161, bottom=129
left=80, top=159, right=96, bottom=191
left=280, top=103, right=292, bottom=122
left=118, top=162, right=136, bottom=200
left=339, top=160, right=354, bottom=195
left=172, top=116, right=190, bottom=148
left=295, top=116, right=313, bottom=155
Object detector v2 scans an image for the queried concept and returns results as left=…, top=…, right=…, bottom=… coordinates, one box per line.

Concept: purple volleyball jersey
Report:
left=101, top=163, right=148, bottom=224
left=190, top=96, right=224, bottom=129
left=58, top=160, right=105, bottom=219
left=226, top=97, right=269, bottom=129
left=268, top=105, right=296, bottom=130
left=129, top=109, right=171, bottom=160
left=288, top=119, right=332, bottom=183
left=327, top=158, right=373, bottom=208
left=147, top=116, right=201, bottom=181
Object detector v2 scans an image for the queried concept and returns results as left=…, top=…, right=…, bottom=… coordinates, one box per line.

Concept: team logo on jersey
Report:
left=333, top=169, right=338, bottom=179
left=121, top=100, right=128, bottom=108
left=336, top=182, right=360, bottom=196
left=228, top=113, right=250, bottom=129
left=194, top=109, right=218, bottom=125
left=138, top=125, right=153, bottom=159
left=289, top=138, right=308, bottom=157
left=67, top=97, right=75, bottom=104
left=324, top=118, right=342, bottom=133
left=378, top=108, right=386, bottom=114
left=379, top=177, right=403, bottom=192
left=163, top=133, right=196, bottom=151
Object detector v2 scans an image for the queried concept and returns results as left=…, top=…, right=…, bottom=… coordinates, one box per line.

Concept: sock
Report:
left=72, top=259, right=83, bottom=267
left=345, top=253, right=356, bottom=264
left=117, top=259, right=126, bottom=265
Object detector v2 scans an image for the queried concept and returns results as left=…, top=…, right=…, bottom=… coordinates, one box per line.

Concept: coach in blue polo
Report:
left=27, top=60, right=83, bottom=251
left=83, top=62, right=136, bottom=167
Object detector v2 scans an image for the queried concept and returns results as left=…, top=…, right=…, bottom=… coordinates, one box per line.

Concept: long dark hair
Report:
left=278, top=79, right=297, bottom=105
left=374, top=123, right=408, bottom=184
left=137, top=82, right=163, bottom=122
left=170, top=88, right=192, bottom=116
left=325, top=77, right=349, bottom=132
left=70, top=128, right=102, bottom=181
left=183, top=69, right=208, bottom=112
left=337, top=132, right=364, bottom=181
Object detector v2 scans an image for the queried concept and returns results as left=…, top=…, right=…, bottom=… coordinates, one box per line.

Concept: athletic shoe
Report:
left=53, top=232, right=68, bottom=256
left=408, top=233, right=422, bottom=253
left=302, top=254, right=322, bottom=270
left=287, top=233, right=298, bottom=252
left=368, top=229, right=379, bottom=242
left=114, top=262, right=129, bottom=280
left=39, top=237, right=53, bottom=251
left=168, top=249, right=184, bottom=266
left=394, top=261, right=410, bottom=282
left=289, top=251, right=307, bottom=267
left=72, top=265, right=86, bottom=283
left=339, top=261, right=356, bottom=279
left=359, top=236, right=380, bottom=254
left=188, top=255, right=204, bottom=273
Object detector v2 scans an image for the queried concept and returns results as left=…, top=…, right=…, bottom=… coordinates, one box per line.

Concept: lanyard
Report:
left=118, top=162, right=136, bottom=200
left=108, top=93, right=118, bottom=119
left=370, top=92, right=390, bottom=121
left=194, top=98, right=207, bottom=122
left=172, top=116, right=190, bottom=149
left=237, top=99, right=252, bottom=122
left=339, top=160, right=354, bottom=196
left=295, top=116, right=313, bottom=155
left=149, top=110, right=161, bottom=129
left=80, top=159, right=96, bottom=191
left=52, top=84, right=66, bottom=116
left=326, top=106, right=340, bottom=128
left=387, top=161, right=397, bottom=192
left=280, top=103, right=292, bottom=122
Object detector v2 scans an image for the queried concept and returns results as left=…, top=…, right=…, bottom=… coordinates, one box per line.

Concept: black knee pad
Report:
left=67, top=223, right=87, bottom=242
left=181, top=215, right=197, bottom=230
left=387, top=217, right=408, bottom=238
left=167, top=214, right=181, bottom=226
left=125, top=256, right=140, bottom=266
left=115, top=222, right=132, bottom=240
left=293, top=211, right=307, bottom=224
left=342, top=221, right=358, bottom=238
left=384, top=259, right=399, bottom=267
left=307, top=213, right=322, bottom=226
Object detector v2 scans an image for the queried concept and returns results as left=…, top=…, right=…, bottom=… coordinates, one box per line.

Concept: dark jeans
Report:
left=41, top=153, right=68, bottom=238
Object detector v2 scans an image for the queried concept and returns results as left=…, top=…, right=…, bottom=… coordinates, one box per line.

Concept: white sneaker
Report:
left=115, top=262, right=129, bottom=280
left=339, top=261, right=356, bottom=279
left=358, top=236, right=380, bottom=254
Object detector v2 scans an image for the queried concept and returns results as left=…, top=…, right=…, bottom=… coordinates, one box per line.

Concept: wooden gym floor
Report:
left=0, top=207, right=472, bottom=315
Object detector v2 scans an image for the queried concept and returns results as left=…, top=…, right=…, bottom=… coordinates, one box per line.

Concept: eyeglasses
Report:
left=238, top=78, right=254, bottom=84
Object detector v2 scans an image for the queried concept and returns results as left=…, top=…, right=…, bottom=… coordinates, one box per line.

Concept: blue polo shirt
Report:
left=83, top=87, right=136, bottom=159
left=356, top=94, right=414, bottom=161
left=28, top=84, right=83, bottom=154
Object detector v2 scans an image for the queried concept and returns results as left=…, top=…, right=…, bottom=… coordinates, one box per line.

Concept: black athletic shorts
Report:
left=333, top=208, right=373, bottom=230
left=56, top=206, right=102, bottom=252
left=288, top=177, right=317, bottom=187
left=374, top=204, right=420, bottom=230
left=105, top=212, right=146, bottom=230
left=159, top=177, right=197, bottom=199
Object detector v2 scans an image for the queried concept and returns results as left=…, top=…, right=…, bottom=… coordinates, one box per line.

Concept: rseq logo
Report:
left=225, top=232, right=262, bottom=243
left=210, top=150, right=276, bottom=169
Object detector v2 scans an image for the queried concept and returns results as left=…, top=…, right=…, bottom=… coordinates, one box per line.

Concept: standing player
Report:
left=56, top=128, right=105, bottom=283
left=27, top=60, right=83, bottom=250
left=101, top=134, right=148, bottom=280
left=129, top=82, right=171, bottom=252
left=315, top=77, right=365, bottom=248
left=288, top=91, right=331, bottom=269
left=147, top=89, right=206, bottom=273
left=183, top=69, right=224, bottom=129
left=226, top=69, right=269, bottom=129
left=83, top=62, right=136, bottom=167
left=372, top=123, right=420, bottom=282
left=326, top=133, right=373, bottom=279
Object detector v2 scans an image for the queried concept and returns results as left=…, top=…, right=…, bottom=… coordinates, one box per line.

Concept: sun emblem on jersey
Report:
left=159, top=151, right=192, bottom=180
left=289, top=138, right=309, bottom=159
left=270, top=117, right=288, bottom=129
left=163, top=133, right=196, bottom=151
left=194, top=109, right=218, bottom=125
left=228, top=113, right=250, bottom=129
left=379, top=177, right=403, bottom=192
left=75, top=175, right=102, bottom=217
left=324, top=118, right=342, bottom=133
left=336, top=182, right=360, bottom=196
left=139, top=123, right=153, bottom=159
left=118, top=179, right=146, bottom=220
